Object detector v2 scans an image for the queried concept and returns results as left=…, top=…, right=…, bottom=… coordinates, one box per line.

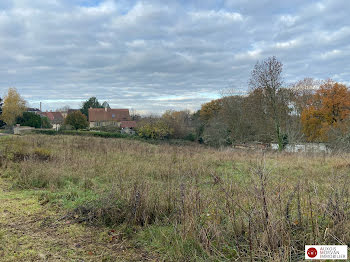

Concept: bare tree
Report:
left=249, top=56, right=285, bottom=150
left=284, top=78, right=320, bottom=143
left=56, top=105, right=70, bottom=112
left=290, top=78, right=320, bottom=115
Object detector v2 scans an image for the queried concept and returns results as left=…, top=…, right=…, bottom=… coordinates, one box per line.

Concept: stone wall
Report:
left=13, top=125, right=35, bottom=135
left=271, top=143, right=330, bottom=153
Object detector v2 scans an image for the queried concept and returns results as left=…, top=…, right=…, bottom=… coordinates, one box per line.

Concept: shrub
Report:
left=137, top=120, right=173, bottom=139
left=183, top=133, right=196, bottom=141
left=34, top=129, right=58, bottom=135
left=16, top=112, right=52, bottom=128
left=90, top=125, right=121, bottom=133
left=202, top=119, right=231, bottom=147
left=64, top=111, right=88, bottom=130
left=33, top=147, right=52, bottom=161
left=33, top=129, right=131, bottom=139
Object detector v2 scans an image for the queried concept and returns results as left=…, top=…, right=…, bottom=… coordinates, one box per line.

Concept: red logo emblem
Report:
left=307, top=247, right=317, bottom=258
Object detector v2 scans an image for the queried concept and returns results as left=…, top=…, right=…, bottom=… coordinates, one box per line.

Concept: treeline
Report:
left=139, top=57, right=350, bottom=150
left=2, top=56, right=350, bottom=150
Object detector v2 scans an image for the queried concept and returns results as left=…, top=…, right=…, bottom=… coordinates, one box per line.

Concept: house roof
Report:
left=40, top=112, right=64, bottom=124
left=120, top=121, right=137, bottom=128
left=88, top=108, right=131, bottom=122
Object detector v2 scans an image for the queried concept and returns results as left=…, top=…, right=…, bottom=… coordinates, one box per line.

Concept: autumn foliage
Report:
left=199, top=98, right=223, bottom=122
left=137, top=119, right=173, bottom=139
left=1, top=88, right=26, bottom=126
left=301, top=81, right=350, bottom=141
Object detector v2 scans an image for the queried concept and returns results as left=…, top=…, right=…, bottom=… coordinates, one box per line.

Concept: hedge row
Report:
left=33, top=129, right=197, bottom=147
left=34, top=129, right=131, bottom=139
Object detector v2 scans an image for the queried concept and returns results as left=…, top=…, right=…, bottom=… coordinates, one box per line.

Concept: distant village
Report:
left=26, top=106, right=137, bottom=135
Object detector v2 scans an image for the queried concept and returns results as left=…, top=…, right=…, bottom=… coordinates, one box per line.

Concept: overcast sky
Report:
left=1, top=0, right=349, bottom=113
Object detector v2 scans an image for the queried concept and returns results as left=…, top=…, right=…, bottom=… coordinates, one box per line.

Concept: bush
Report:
left=90, top=125, right=121, bottom=133
left=16, top=112, right=52, bottom=128
left=137, top=120, right=173, bottom=140
left=183, top=133, right=196, bottom=141
left=202, top=119, right=231, bottom=147
left=34, top=129, right=58, bottom=135
left=328, top=128, right=350, bottom=152
left=33, top=147, right=52, bottom=161
left=33, top=129, right=130, bottom=139
left=64, top=111, right=88, bottom=130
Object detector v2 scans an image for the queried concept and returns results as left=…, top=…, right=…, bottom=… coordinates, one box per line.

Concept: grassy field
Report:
left=1, top=135, right=349, bottom=261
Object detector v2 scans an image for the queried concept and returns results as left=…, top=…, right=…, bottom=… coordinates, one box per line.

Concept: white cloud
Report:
left=189, top=10, right=243, bottom=23
left=279, top=15, right=299, bottom=26
left=126, top=39, right=147, bottom=48
left=320, top=49, right=341, bottom=59
left=275, top=39, right=300, bottom=49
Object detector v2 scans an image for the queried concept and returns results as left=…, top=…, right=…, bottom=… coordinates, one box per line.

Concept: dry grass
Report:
left=0, top=178, right=154, bottom=261
left=1, top=134, right=350, bottom=261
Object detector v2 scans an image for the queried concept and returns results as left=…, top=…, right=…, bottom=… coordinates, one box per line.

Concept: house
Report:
left=120, top=121, right=137, bottom=135
left=58, top=109, right=81, bottom=119
left=88, top=108, right=135, bottom=128
left=40, top=111, right=64, bottom=130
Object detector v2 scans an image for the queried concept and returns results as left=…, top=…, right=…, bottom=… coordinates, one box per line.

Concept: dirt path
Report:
left=0, top=179, right=154, bottom=262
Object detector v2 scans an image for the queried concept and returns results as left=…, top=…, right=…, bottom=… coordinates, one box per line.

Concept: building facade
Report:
left=88, top=108, right=136, bottom=129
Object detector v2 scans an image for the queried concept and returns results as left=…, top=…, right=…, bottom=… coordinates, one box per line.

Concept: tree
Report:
left=41, top=116, right=52, bottom=129
left=220, top=95, right=259, bottom=143
left=56, top=105, right=70, bottom=112
left=137, top=119, right=173, bottom=139
left=249, top=56, right=286, bottom=150
left=202, top=117, right=231, bottom=147
left=301, top=80, right=350, bottom=142
left=290, top=78, right=319, bottom=115
left=64, top=111, right=89, bottom=130
left=199, top=99, right=223, bottom=122
left=81, top=97, right=103, bottom=118
left=1, top=88, right=26, bottom=126
left=282, top=78, right=320, bottom=143
left=0, top=97, right=5, bottom=127
left=162, top=110, right=193, bottom=139
left=16, top=112, right=52, bottom=128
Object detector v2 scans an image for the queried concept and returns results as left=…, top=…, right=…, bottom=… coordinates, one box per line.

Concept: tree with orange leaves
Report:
left=301, top=80, right=350, bottom=141
left=199, top=98, right=223, bottom=122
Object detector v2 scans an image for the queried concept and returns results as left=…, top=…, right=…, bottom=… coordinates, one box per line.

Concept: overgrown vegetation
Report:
left=1, top=134, right=349, bottom=261
left=34, top=129, right=131, bottom=139
left=16, top=112, right=52, bottom=128
left=64, top=111, right=89, bottom=130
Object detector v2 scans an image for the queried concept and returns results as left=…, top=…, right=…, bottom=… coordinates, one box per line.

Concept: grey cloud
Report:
left=0, top=0, right=350, bottom=113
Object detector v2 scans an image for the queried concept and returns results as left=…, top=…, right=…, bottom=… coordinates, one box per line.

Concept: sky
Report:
left=1, top=0, right=350, bottom=114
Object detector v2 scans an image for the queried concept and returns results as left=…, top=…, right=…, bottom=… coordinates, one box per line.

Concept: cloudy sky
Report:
left=1, top=0, right=349, bottom=113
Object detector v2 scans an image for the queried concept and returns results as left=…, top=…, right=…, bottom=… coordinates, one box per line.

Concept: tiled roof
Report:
left=88, top=108, right=131, bottom=122
left=120, top=121, right=137, bottom=128
left=40, top=112, right=64, bottom=124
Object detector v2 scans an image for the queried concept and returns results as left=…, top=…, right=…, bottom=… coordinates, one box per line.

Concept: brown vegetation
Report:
left=1, top=135, right=350, bottom=261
